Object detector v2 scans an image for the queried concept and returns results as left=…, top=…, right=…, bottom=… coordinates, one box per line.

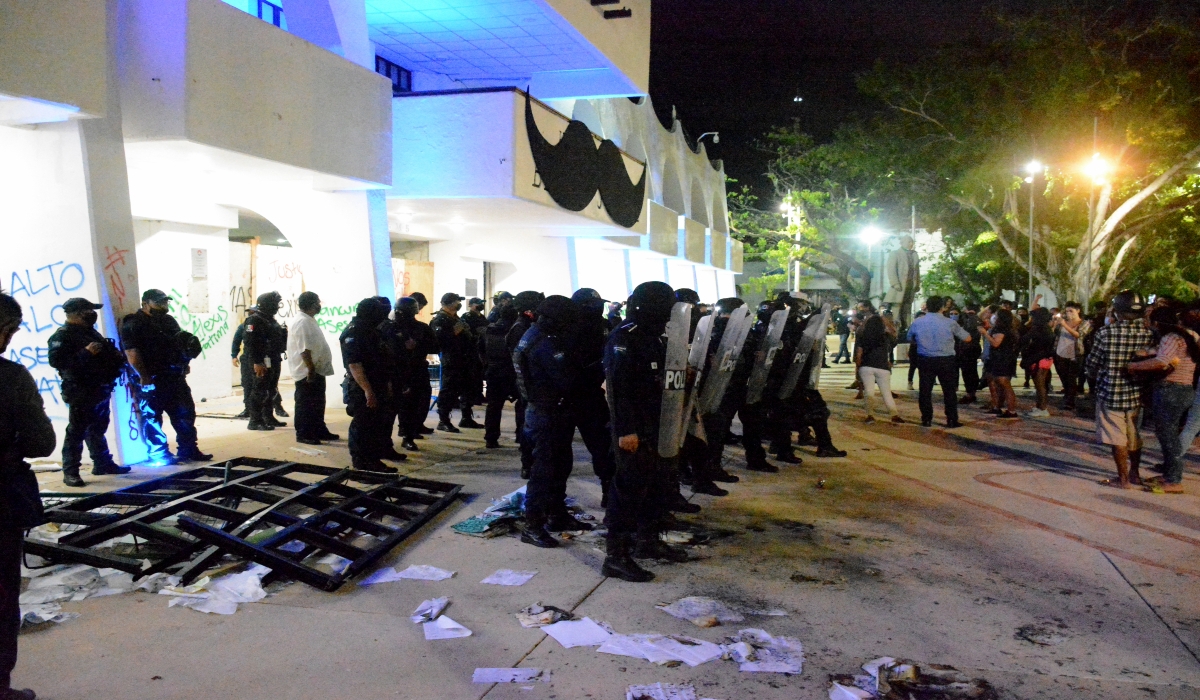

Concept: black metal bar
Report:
left=23, top=539, right=147, bottom=574
left=176, top=517, right=341, bottom=591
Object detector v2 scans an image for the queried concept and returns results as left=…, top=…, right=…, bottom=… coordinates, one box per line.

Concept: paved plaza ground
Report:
left=17, top=363, right=1200, bottom=699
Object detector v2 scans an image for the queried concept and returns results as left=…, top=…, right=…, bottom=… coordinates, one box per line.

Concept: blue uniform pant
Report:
left=136, top=374, right=198, bottom=458
left=62, top=387, right=115, bottom=470
left=524, top=404, right=575, bottom=524
left=604, top=444, right=670, bottom=539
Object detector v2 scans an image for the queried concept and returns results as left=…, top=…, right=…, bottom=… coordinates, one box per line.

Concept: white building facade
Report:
left=0, top=0, right=736, bottom=465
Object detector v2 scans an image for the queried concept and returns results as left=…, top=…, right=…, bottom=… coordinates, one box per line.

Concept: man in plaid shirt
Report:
left=1085, top=290, right=1154, bottom=488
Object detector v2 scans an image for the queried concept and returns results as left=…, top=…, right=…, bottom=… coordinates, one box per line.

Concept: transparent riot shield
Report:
left=657, top=302, right=693, bottom=458
left=697, top=307, right=753, bottom=416
left=744, top=310, right=789, bottom=405
left=776, top=304, right=832, bottom=401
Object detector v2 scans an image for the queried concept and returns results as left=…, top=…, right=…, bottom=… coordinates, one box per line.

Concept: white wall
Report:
left=0, top=121, right=110, bottom=457
left=0, top=0, right=108, bottom=119
left=428, top=229, right=572, bottom=302
left=133, top=221, right=233, bottom=401
left=574, top=238, right=629, bottom=303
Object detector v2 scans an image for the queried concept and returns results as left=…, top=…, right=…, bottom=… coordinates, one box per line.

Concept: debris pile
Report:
left=655, top=596, right=788, bottom=628
left=829, top=657, right=998, bottom=700
left=451, top=487, right=597, bottom=538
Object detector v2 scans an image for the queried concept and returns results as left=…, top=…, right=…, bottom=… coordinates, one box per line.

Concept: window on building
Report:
left=256, top=0, right=283, bottom=27
left=375, top=56, right=412, bottom=96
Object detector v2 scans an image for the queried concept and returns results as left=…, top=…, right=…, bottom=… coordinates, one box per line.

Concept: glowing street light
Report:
left=859, top=225, right=885, bottom=246
left=1083, top=153, right=1112, bottom=185
left=1023, top=160, right=1043, bottom=305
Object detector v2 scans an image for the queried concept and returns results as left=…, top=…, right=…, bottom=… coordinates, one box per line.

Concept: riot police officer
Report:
left=431, top=293, right=481, bottom=431
left=463, top=297, right=488, bottom=405
left=602, top=282, right=689, bottom=583
left=567, top=288, right=617, bottom=506
left=372, top=296, right=412, bottom=461
left=340, top=298, right=399, bottom=472
left=488, top=291, right=514, bottom=323
left=232, top=306, right=288, bottom=421
left=508, top=291, right=545, bottom=477
left=393, top=297, right=437, bottom=450
left=736, top=301, right=782, bottom=473
left=243, top=292, right=288, bottom=431
left=514, top=295, right=590, bottom=548
left=481, top=304, right=519, bottom=449
left=121, top=289, right=212, bottom=464
left=47, top=298, right=129, bottom=487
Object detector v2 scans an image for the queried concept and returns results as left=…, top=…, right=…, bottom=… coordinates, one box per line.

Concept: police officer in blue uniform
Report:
left=47, top=298, right=129, bottom=487
left=242, top=292, right=288, bottom=431
left=481, top=303, right=519, bottom=449
left=567, top=288, right=617, bottom=506
left=514, top=295, right=591, bottom=548
left=507, top=291, right=544, bottom=478
left=602, top=281, right=689, bottom=583
left=231, top=306, right=288, bottom=421
left=340, top=298, right=401, bottom=472
left=121, top=289, right=212, bottom=465
left=735, top=301, right=780, bottom=473
left=393, top=297, right=436, bottom=451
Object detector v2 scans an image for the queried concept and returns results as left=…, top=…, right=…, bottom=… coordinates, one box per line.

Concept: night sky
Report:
left=649, top=0, right=1041, bottom=199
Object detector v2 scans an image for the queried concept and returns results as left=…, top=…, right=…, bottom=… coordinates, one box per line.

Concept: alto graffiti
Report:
left=4, top=260, right=88, bottom=407
left=167, top=289, right=230, bottom=359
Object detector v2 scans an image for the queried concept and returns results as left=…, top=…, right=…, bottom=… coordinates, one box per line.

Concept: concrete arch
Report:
left=660, top=157, right=685, bottom=214
left=689, top=179, right=709, bottom=226
left=710, top=189, right=728, bottom=232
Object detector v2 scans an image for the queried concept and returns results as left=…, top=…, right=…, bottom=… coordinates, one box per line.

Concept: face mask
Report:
left=149, top=305, right=168, bottom=316
left=82, top=310, right=98, bottom=326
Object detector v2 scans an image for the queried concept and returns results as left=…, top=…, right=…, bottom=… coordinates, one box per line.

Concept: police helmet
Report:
left=256, top=291, right=283, bottom=315
left=675, top=288, right=700, bottom=305
left=629, top=281, right=676, bottom=324
left=715, top=297, right=745, bottom=316
left=373, top=296, right=393, bottom=313
left=513, top=291, right=546, bottom=314
left=355, top=297, right=388, bottom=324
left=395, top=297, right=420, bottom=319
left=1111, top=289, right=1145, bottom=314
left=536, top=295, right=579, bottom=330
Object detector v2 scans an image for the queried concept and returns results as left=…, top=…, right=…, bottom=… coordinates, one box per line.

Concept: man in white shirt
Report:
left=288, top=291, right=338, bottom=445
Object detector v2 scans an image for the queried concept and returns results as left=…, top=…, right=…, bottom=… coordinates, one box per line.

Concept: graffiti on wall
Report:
left=167, top=289, right=229, bottom=360
left=4, top=260, right=89, bottom=406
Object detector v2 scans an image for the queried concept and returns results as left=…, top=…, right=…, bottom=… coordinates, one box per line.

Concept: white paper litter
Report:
left=158, top=568, right=268, bottom=615
left=19, top=603, right=78, bottom=628
left=598, top=634, right=722, bottom=667
left=19, top=565, right=138, bottom=605
left=542, top=617, right=613, bottom=648
left=315, top=553, right=350, bottom=574
left=481, top=569, right=537, bottom=586
left=829, top=682, right=873, bottom=700
left=423, top=615, right=472, bottom=640
left=725, top=628, right=804, bottom=674
left=393, top=565, right=456, bottom=581
left=472, top=668, right=545, bottom=683
left=656, top=596, right=745, bottom=626
left=411, top=597, right=449, bottom=623
left=135, top=572, right=181, bottom=593
left=516, top=603, right=573, bottom=628
left=625, top=683, right=697, bottom=700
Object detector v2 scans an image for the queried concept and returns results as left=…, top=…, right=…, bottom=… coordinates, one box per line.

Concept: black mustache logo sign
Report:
left=525, top=93, right=646, bottom=228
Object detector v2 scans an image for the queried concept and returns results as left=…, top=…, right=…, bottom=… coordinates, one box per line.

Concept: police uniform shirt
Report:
left=513, top=324, right=575, bottom=405
left=603, top=322, right=666, bottom=444
left=47, top=324, right=122, bottom=392
left=340, top=320, right=389, bottom=388
left=243, top=312, right=285, bottom=367
left=120, top=311, right=185, bottom=377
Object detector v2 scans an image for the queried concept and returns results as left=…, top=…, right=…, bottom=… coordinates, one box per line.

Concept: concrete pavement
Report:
left=17, top=368, right=1200, bottom=699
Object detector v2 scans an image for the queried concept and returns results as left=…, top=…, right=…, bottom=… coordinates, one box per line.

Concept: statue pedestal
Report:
left=893, top=342, right=911, bottom=363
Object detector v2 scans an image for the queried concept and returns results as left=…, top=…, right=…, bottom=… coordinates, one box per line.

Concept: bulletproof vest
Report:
left=485, top=322, right=515, bottom=376
left=514, top=326, right=568, bottom=405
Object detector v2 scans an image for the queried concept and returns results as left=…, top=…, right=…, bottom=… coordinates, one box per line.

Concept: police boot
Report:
left=633, top=534, right=689, bottom=563
left=62, top=468, right=86, bottom=488
left=353, top=460, right=397, bottom=474
left=267, top=415, right=288, bottom=428
left=437, top=421, right=461, bottom=433
left=274, top=401, right=289, bottom=418
left=691, top=481, right=729, bottom=497
left=233, top=409, right=250, bottom=420
left=547, top=512, right=594, bottom=532
left=712, top=468, right=740, bottom=483
left=401, top=438, right=420, bottom=451
left=815, top=446, right=848, bottom=458
left=176, top=447, right=214, bottom=463
left=248, top=419, right=275, bottom=431
left=380, top=445, right=409, bottom=462
left=602, top=536, right=654, bottom=582
left=248, top=408, right=275, bottom=431
left=745, top=459, right=779, bottom=473
left=458, top=413, right=483, bottom=429
left=485, top=439, right=501, bottom=449
left=92, top=461, right=131, bottom=476
left=600, top=483, right=611, bottom=509
left=773, top=450, right=802, bottom=464
left=519, top=519, right=559, bottom=548
left=666, top=492, right=701, bottom=514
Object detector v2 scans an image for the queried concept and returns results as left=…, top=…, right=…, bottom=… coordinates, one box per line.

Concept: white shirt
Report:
left=287, top=312, right=334, bottom=380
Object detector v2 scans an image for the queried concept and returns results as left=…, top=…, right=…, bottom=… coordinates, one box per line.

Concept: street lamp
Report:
left=1024, top=160, right=1042, bottom=306
left=860, top=226, right=885, bottom=297
left=1082, top=153, right=1112, bottom=311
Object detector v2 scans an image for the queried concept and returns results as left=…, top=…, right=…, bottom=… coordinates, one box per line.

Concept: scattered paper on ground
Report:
left=481, top=569, right=537, bottom=586
left=411, top=597, right=449, bottom=623
left=19, top=603, right=78, bottom=628
left=19, top=565, right=138, bottom=607
left=159, top=566, right=268, bottom=615
left=626, top=683, right=698, bottom=700
left=724, top=628, right=804, bottom=674
left=516, top=603, right=573, bottom=628
left=599, top=634, right=723, bottom=667
left=362, top=565, right=455, bottom=585
left=289, top=446, right=325, bottom=457
left=543, top=617, right=613, bottom=648
left=656, top=596, right=745, bottom=627
left=472, top=668, right=545, bottom=683
left=828, top=657, right=998, bottom=699
left=452, top=486, right=526, bottom=537
left=423, top=615, right=472, bottom=640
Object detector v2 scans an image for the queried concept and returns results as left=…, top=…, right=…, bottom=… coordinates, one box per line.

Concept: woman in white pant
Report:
left=856, top=312, right=903, bottom=424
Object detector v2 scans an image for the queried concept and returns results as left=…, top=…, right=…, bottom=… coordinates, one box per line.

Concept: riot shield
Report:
left=744, top=310, right=789, bottom=405
left=776, top=304, right=831, bottom=401
left=681, top=314, right=716, bottom=444
left=657, top=301, right=693, bottom=458
left=807, top=334, right=828, bottom=389
left=697, top=307, right=753, bottom=416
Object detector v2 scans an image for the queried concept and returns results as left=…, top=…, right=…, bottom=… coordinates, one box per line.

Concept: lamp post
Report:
left=1082, top=153, right=1112, bottom=312
left=1024, top=160, right=1041, bottom=306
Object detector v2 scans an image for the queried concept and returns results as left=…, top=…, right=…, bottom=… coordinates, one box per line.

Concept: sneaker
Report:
left=1025, top=408, right=1050, bottom=417
left=436, top=422, right=461, bottom=433
left=91, top=462, right=131, bottom=476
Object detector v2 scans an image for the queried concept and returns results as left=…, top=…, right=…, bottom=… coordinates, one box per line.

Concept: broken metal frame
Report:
left=27, top=457, right=462, bottom=592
